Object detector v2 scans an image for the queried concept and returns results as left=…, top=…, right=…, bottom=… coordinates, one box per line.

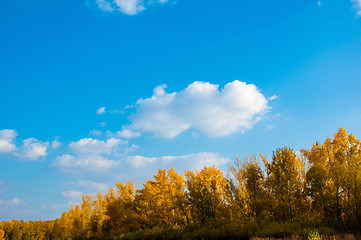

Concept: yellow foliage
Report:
left=0, top=229, right=4, bottom=240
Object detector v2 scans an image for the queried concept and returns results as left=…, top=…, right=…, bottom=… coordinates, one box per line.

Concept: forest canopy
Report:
left=1, top=128, right=361, bottom=240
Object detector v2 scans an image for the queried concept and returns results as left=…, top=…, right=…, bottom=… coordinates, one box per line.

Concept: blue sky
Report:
left=1, top=0, right=361, bottom=221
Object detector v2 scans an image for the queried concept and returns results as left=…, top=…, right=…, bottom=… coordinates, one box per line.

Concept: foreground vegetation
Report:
left=1, top=128, right=361, bottom=239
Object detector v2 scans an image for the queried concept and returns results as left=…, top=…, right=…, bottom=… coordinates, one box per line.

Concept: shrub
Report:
left=308, top=229, right=321, bottom=240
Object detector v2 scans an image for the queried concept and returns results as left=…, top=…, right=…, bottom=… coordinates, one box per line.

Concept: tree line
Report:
left=1, top=128, right=361, bottom=239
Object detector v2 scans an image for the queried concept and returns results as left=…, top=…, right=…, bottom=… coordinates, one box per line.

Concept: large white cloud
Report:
left=95, top=0, right=168, bottom=15
left=0, top=129, right=17, bottom=153
left=127, top=81, right=270, bottom=138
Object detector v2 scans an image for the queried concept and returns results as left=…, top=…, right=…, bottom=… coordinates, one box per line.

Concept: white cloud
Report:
left=0, top=130, right=49, bottom=160
left=117, top=128, right=141, bottom=139
left=95, top=0, right=169, bottom=15
left=128, top=152, right=229, bottom=168
left=65, top=180, right=109, bottom=192
left=128, top=155, right=157, bottom=167
left=100, top=122, right=107, bottom=127
left=51, top=140, right=62, bottom=150
left=97, top=107, right=106, bottom=115
left=352, top=0, right=361, bottom=16
left=62, top=191, right=83, bottom=199
left=0, top=198, right=22, bottom=205
left=22, top=209, right=38, bottom=215
left=153, top=84, right=167, bottom=96
left=127, top=81, right=269, bottom=138
left=110, top=109, right=125, bottom=114
left=114, top=0, right=145, bottom=15
left=0, top=129, right=17, bottom=153
left=69, top=137, right=126, bottom=155
left=15, top=138, right=49, bottom=160
left=8, top=198, right=22, bottom=205
left=96, top=0, right=114, bottom=11
left=124, top=144, right=139, bottom=153
left=42, top=203, right=70, bottom=211
left=263, top=113, right=282, bottom=131
left=90, top=129, right=103, bottom=136
left=269, top=95, right=278, bottom=101
left=52, top=136, right=134, bottom=173
left=53, top=154, right=119, bottom=171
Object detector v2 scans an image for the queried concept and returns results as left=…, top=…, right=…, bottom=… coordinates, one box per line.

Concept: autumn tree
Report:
left=0, top=229, right=4, bottom=240
left=344, top=132, right=361, bottom=227
left=264, top=146, right=306, bottom=222
left=185, top=166, right=230, bottom=224
left=103, top=180, right=139, bottom=235
left=136, top=168, right=189, bottom=228
left=88, top=192, right=108, bottom=238
left=230, top=155, right=268, bottom=222
left=303, top=128, right=361, bottom=227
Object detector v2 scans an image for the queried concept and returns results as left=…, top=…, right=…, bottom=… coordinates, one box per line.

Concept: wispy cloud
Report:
left=95, top=0, right=169, bottom=15
left=90, top=129, right=103, bottom=136
left=0, top=198, right=22, bottom=205
left=352, top=0, right=361, bottom=16
left=51, top=140, right=62, bottom=150
left=62, top=191, right=83, bottom=199
left=317, top=0, right=361, bottom=15
left=124, top=81, right=270, bottom=138
left=97, top=107, right=106, bottom=115
left=128, top=152, right=229, bottom=168
left=269, top=95, right=278, bottom=101
left=96, top=0, right=115, bottom=11
left=65, top=180, right=109, bottom=192
left=117, top=128, right=141, bottom=139
left=53, top=153, right=119, bottom=171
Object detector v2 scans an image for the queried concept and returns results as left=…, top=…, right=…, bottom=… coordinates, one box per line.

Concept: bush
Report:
left=308, top=229, right=321, bottom=240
